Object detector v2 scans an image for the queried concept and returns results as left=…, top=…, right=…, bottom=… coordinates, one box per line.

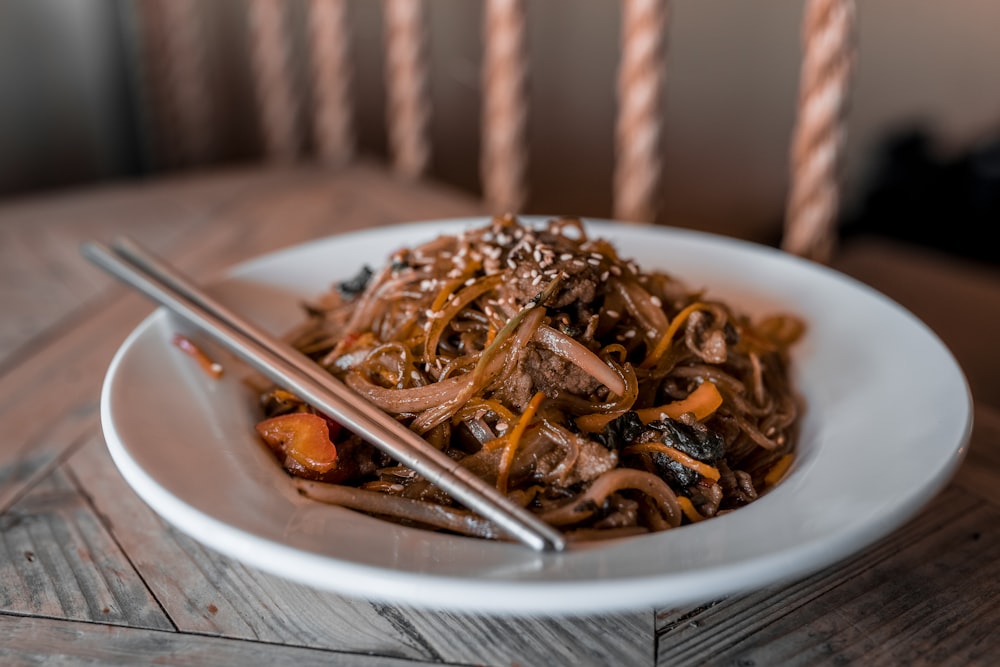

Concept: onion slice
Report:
left=344, top=371, right=469, bottom=413
left=539, top=468, right=681, bottom=528
left=295, top=480, right=503, bottom=539
left=532, top=325, right=626, bottom=396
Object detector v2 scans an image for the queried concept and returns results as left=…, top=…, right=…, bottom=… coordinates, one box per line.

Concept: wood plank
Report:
left=0, top=290, right=150, bottom=511
left=0, top=462, right=172, bottom=630
left=138, top=164, right=485, bottom=282
left=65, top=435, right=439, bottom=660
left=655, top=484, right=1000, bottom=666
left=10, top=168, right=998, bottom=664
left=0, top=614, right=432, bottom=667
left=68, top=434, right=655, bottom=666
left=0, top=164, right=481, bottom=511
left=0, top=163, right=484, bottom=367
left=0, top=167, right=274, bottom=365
left=954, top=405, right=1000, bottom=506
left=381, top=607, right=654, bottom=666
left=0, top=165, right=488, bottom=660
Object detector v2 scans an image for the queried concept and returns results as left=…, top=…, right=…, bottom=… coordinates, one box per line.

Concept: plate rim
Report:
left=99, top=216, right=974, bottom=614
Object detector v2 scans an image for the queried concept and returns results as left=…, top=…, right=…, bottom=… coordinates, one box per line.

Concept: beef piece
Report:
left=490, top=360, right=535, bottom=411
left=524, top=347, right=602, bottom=399
left=530, top=432, right=618, bottom=487
left=718, top=466, right=758, bottom=507
left=510, top=260, right=601, bottom=310
left=490, top=345, right=603, bottom=412
left=503, top=228, right=604, bottom=310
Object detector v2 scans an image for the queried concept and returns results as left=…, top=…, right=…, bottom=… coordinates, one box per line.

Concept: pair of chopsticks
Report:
left=82, top=238, right=566, bottom=553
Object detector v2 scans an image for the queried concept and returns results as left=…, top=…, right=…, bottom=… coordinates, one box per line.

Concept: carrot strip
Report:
left=676, top=496, right=706, bottom=523
left=482, top=432, right=509, bottom=452
left=764, top=453, right=795, bottom=487
left=637, top=381, right=723, bottom=422
left=643, top=302, right=711, bottom=367
left=575, top=381, right=723, bottom=433
left=430, top=276, right=469, bottom=312
left=623, top=441, right=721, bottom=482
left=429, top=260, right=483, bottom=312
left=425, top=273, right=503, bottom=362
left=496, top=391, right=546, bottom=494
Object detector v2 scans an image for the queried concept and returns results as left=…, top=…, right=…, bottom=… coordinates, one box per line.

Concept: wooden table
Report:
left=3, top=165, right=999, bottom=666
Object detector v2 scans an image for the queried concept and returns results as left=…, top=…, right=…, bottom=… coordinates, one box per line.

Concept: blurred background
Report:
left=1, top=0, right=998, bottom=263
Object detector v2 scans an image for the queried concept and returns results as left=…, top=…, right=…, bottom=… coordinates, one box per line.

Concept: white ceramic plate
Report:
left=101, top=217, right=972, bottom=614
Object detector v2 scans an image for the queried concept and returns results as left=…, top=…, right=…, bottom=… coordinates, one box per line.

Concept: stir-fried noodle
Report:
left=253, top=216, right=805, bottom=542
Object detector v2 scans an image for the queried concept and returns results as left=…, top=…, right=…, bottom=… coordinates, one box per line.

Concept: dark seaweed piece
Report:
left=596, top=411, right=644, bottom=451
left=648, top=418, right=725, bottom=462
left=650, top=452, right=699, bottom=488
left=338, top=265, right=374, bottom=297
left=723, top=321, right=740, bottom=345
left=647, top=418, right=726, bottom=488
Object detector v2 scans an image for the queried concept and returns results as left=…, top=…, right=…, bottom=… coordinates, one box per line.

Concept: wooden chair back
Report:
left=133, top=0, right=855, bottom=263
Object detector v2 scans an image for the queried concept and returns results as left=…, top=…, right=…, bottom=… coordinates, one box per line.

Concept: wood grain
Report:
left=2, top=165, right=999, bottom=666
left=67, top=435, right=437, bottom=660
left=656, top=484, right=1000, bottom=665
left=0, top=164, right=483, bottom=366
left=0, top=164, right=482, bottom=510
left=0, top=614, right=431, bottom=667
left=956, top=406, right=1000, bottom=505
left=0, top=460, right=172, bottom=629
left=66, top=435, right=653, bottom=665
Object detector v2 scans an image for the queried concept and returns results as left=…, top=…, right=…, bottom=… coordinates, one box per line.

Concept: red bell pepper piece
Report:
left=255, top=413, right=338, bottom=474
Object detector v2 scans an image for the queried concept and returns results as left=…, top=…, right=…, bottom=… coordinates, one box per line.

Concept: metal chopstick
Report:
left=82, top=238, right=566, bottom=553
